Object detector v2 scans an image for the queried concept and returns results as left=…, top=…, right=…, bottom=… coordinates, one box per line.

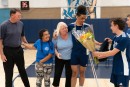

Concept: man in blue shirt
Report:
left=94, top=18, right=130, bottom=87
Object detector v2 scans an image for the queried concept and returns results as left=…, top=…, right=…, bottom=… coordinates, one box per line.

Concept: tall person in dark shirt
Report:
left=0, top=8, right=30, bottom=87
left=68, top=5, right=90, bottom=87
left=68, top=5, right=101, bottom=87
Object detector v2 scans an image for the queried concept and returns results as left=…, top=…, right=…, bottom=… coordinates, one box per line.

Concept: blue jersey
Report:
left=34, top=39, right=54, bottom=64
left=68, top=22, right=90, bottom=54
left=126, top=29, right=130, bottom=58
left=126, top=28, right=130, bottom=38
left=126, top=28, right=130, bottom=71
left=110, top=32, right=130, bottom=75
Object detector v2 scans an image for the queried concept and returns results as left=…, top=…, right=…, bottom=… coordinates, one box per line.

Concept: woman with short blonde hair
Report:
left=52, top=22, right=73, bottom=87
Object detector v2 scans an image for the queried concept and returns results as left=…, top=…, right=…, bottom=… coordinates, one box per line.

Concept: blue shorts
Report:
left=110, top=73, right=129, bottom=87
left=70, top=52, right=88, bottom=67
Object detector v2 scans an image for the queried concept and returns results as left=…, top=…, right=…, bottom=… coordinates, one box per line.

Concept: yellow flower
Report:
left=85, top=32, right=92, bottom=38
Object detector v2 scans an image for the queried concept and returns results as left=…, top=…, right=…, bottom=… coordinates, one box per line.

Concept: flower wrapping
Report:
left=72, top=25, right=99, bottom=64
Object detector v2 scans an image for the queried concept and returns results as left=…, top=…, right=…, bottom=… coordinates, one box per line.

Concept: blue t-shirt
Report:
left=68, top=22, right=90, bottom=54
left=34, top=39, right=54, bottom=64
left=110, top=32, right=130, bottom=75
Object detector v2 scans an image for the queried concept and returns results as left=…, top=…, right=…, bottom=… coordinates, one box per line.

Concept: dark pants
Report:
left=3, top=46, right=30, bottom=87
left=52, top=56, right=72, bottom=87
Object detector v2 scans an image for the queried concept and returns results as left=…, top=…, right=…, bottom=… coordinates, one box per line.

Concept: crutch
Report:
left=89, top=52, right=100, bottom=87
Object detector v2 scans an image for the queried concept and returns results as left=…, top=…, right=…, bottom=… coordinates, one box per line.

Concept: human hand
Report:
left=1, top=54, right=7, bottom=62
left=105, top=38, right=112, bottom=43
left=92, top=51, right=98, bottom=57
left=21, top=42, right=26, bottom=48
left=39, top=60, right=43, bottom=65
left=56, top=53, right=62, bottom=59
left=96, top=42, right=102, bottom=46
left=53, top=30, right=58, bottom=39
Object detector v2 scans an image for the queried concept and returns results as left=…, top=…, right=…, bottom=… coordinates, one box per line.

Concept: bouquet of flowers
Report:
left=72, top=25, right=99, bottom=64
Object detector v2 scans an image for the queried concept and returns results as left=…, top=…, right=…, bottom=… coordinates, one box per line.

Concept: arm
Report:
left=89, top=0, right=97, bottom=13
left=88, top=0, right=97, bottom=18
left=0, top=39, right=7, bottom=62
left=55, top=48, right=62, bottom=59
left=94, top=38, right=112, bottom=45
left=93, top=48, right=120, bottom=59
left=94, top=40, right=102, bottom=50
left=52, top=38, right=61, bottom=59
left=21, top=36, right=28, bottom=43
left=40, top=41, right=54, bottom=63
left=94, top=40, right=102, bottom=45
left=40, top=54, right=53, bottom=63
left=53, top=30, right=58, bottom=40
left=95, top=36, right=130, bottom=58
left=105, top=38, right=112, bottom=44
left=23, top=43, right=36, bottom=50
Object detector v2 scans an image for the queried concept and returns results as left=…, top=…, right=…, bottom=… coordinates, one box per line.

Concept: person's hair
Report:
left=127, top=14, right=130, bottom=18
left=76, top=5, right=86, bottom=16
left=10, top=8, right=21, bottom=16
left=39, top=29, right=53, bottom=51
left=55, top=22, right=68, bottom=36
left=39, top=29, right=48, bottom=39
left=109, top=18, right=126, bottom=30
